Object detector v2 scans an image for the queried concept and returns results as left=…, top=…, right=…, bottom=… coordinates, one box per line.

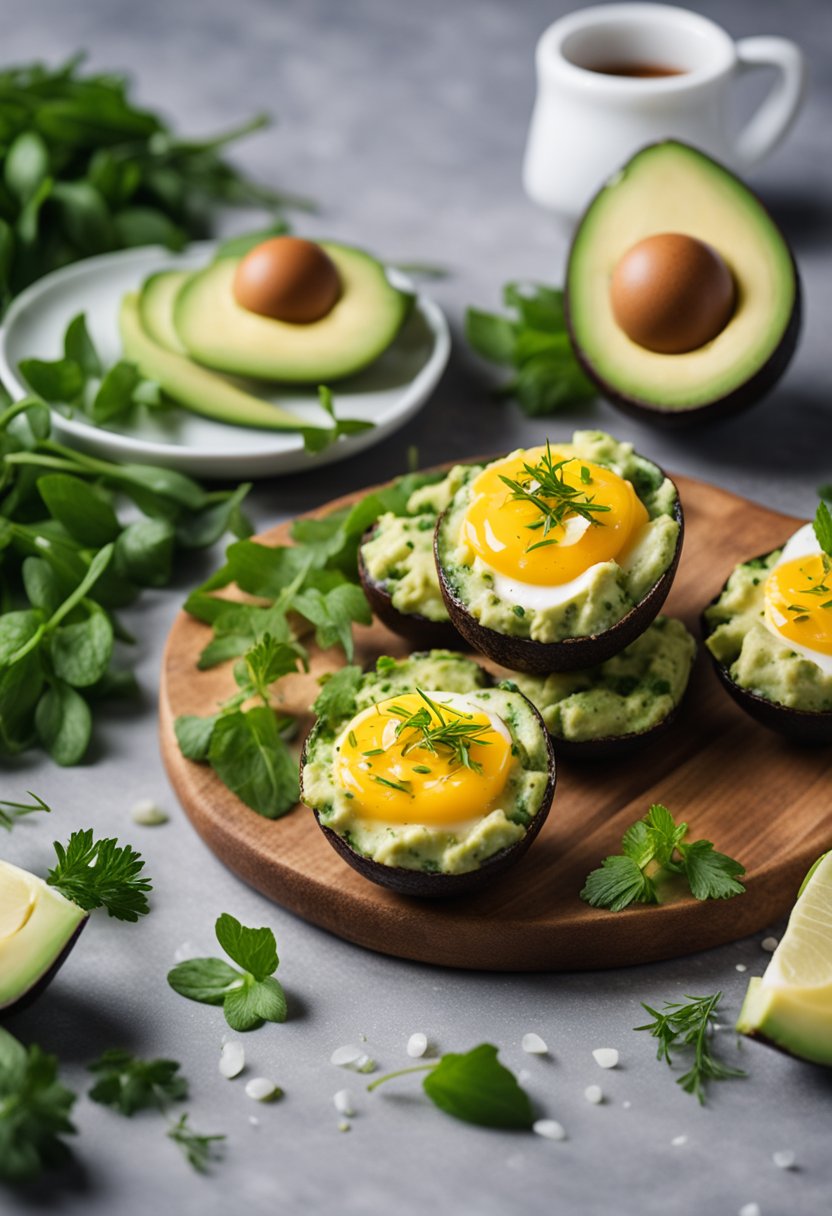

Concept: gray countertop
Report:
left=3, top=1, right=832, bottom=1213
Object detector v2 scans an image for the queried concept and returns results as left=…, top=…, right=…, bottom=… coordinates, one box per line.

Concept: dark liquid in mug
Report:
left=588, top=62, right=685, bottom=77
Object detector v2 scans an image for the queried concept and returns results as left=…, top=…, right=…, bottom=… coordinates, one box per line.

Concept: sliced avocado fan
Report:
left=737, top=852, right=832, bottom=1067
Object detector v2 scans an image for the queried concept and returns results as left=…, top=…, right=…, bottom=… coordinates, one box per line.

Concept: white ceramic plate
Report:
left=0, top=243, right=450, bottom=479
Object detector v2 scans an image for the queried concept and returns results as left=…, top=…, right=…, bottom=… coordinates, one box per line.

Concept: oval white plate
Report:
left=0, top=243, right=450, bottom=479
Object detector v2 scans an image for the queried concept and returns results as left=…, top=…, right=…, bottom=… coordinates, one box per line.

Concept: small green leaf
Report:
left=88, top=1050, right=187, bottom=1116
left=679, top=840, right=747, bottom=901
left=50, top=609, right=114, bottom=688
left=208, top=707, right=299, bottom=818
left=814, top=501, right=832, bottom=558
left=580, top=854, right=658, bottom=912
left=4, top=131, right=50, bottom=204
left=215, top=913, right=277, bottom=980
left=35, top=681, right=92, bottom=765
left=91, top=360, right=141, bottom=424
left=422, top=1044, right=533, bottom=1129
left=166, top=957, right=244, bottom=1005
left=115, top=518, right=175, bottom=586
left=223, top=975, right=287, bottom=1031
left=37, top=473, right=120, bottom=546
left=112, top=206, right=187, bottom=250
left=312, top=665, right=362, bottom=726
left=174, top=713, right=219, bottom=761
left=18, top=356, right=85, bottom=404
left=464, top=308, right=517, bottom=365
left=64, top=313, right=102, bottom=377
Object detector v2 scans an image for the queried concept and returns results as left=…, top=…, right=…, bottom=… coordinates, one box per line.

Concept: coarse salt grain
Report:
left=130, top=798, right=169, bottom=826
left=739, top=1205, right=761, bottom=1216
left=333, top=1089, right=354, bottom=1116
left=671, top=1135, right=688, bottom=1147
left=533, top=1119, right=566, bottom=1141
left=761, top=937, right=779, bottom=953
left=218, top=1041, right=245, bottom=1079
left=331, top=1045, right=363, bottom=1068
left=592, top=1048, right=619, bottom=1069
left=522, top=1032, right=548, bottom=1055
left=407, top=1033, right=428, bottom=1058
left=244, top=1077, right=282, bottom=1102
left=584, top=1085, right=603, bottom=1105
left=736, top=963, right=748, bottom=972
left=773, top=1150, right=796, bottom=1170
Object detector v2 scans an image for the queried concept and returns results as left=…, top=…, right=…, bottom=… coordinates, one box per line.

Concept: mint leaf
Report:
left=465, top=308, right=517, bottom=365
left=174, top=713, right=219, bottom=762
left=423, top=1044, right=533, bottom=1129
left=678, top=840, right=746, bottom=901
left=167, top=957, right=243, bottom=1005
left=214, top=913, right=277, bottom=980
left=207, top=706, right=299, bottom=818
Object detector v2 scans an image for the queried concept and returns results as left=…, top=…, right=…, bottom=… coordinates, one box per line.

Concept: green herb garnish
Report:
left=635, top=992, right=746, bottom=1104
left=499, top=442, right=610, bottom=552
left=368, top=1043, right=533, bottom=1129
left=387, top=689, right=493, bottom=774
left=88, top=1051, right=187, bottom=1116
left=0, top=791, right=50, bottom=831
left=167, top=1114, right=225, bottom=1173
left=814, top=500, right=832, bottom=557
left=167, top=913, right=287, bottom=1032
left=580, top=803, right=746, bottom=911
left=0, top=1028, right=76, bottom=1182
left=47, top=829, right=151, bottom=920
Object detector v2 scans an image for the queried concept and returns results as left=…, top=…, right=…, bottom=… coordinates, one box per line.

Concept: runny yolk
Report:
left=333, top=693, right=512, bottom=825
left=765, top=554, right=832, bottom=656
left=461, top=446, right=649, bottom=586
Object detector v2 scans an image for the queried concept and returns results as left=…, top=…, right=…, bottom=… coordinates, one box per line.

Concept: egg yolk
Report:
left=333, top=693, right=512, bottom=825
left=765, top=555, right=832, bottom=656
left=461, top=446, right=648, bottom=586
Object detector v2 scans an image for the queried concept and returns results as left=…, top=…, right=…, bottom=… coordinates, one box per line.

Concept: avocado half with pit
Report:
left=300, top=655, right=556, bottom=898
left=0, top=860, right=87, bottom=1017
left=565, top=141, right=801, bottom=426
left=172, top=242, right=413, bottom=382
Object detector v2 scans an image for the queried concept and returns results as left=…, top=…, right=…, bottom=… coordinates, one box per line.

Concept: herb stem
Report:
left=366, top=1062, right=439, bottom=1092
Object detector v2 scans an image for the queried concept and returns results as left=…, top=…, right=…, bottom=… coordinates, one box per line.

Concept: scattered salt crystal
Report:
left=533, top=1119, right=566, bottom=1141
left=584, top=1085, right=603, bottom=1105
left=355, top=1054, right=376, bottom=1074
left=739, top=1205, right=761, bottom=1216
left=671, top=1135, right=688, bottom=1147
left=736, top=963, right=748, bottom=973
left=331, top=1045, right=364, bottom=1068
left=338, top=1120, right=351, bottom=1133
left=407, top=1033, right=428, bottom=1058
left=130, top=798, right=169, bottom=826
left=333, top=1090, right=354, bottom=1116
left=249, top=1115, right=259, bottom=1127
left=244, top=1077, right=282, bottom=1102
left=592, top=1048, right=619, bottom=1069
left=622, top=1100, right=632, bottom=1110
left=773, top=1150, right=796, bottom=1170
left=761, top=937, right=779, bottom=953
left=522, top=1033, right=548, bottom=1055
left=219, top=1041, right=245, bottom=1079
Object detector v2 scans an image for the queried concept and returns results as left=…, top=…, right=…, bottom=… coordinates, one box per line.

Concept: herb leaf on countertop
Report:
left=88, top=1051, right=187, bottom=1116
left=167, top=1114, right=225, bottom=1173
left=46, top=829, right=152, bottom=920
left=0, top=791, right=50, bottom=831
left=635, top=992, right=746, bottom=1104
left=0, top=1028, right=77, bottom=1182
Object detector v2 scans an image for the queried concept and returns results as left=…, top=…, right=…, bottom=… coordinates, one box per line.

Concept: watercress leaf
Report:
left=115, top=518, right=175, bottom=586
left=35, top=680, right=92, bottom=765
left=197, top=634, right=251, bottom=670
left=63, top=313, right=101, bottom=377
left=37, top=473, right=120, bottom=546
left=131, top=378, right=163, bottom=408
left=18, top=355, right=85, bottom=403
left=182, top=590, right=233, bottom=625
left=422, top=1044, right=533, bottom=1129
left=226, top=539, right=310, bottom=598
left=51, top=180, right=116, bottom=255
left=580, top=854, right=658, bottom=912
left=0, top=649, right=43, bottom=754
left=503, top=282, right=566, bottom=331
left=112, top=206, right=187, bottom=250
left=174, top=482, right=253, bottom=549
left=50, top=608, right=114, bottom=688
left=0, top=608, right=43, bottom=665
left=223, top=976, right=286, bottom=1031
left=4, top=131, right=50, bottom=204
left=107, top=462, right=209, bottom=511
left=215, top=913, right=278, bottom=980
left=174, top=713, right=219, bottom=761
left=208, top=706, right=299, bottom=818
left=678, top=840, right=746, bottom=902
left=91, top=360, right=141, bottom=424
left=24, top=555, right=64, bottom=615
left=464, top=307, right=517, bottom=365
left=167, top=957, right=243, bottom=1005
left=292, top=583, right=371, bottom=659
left=312, top=665, right=362, bottom=726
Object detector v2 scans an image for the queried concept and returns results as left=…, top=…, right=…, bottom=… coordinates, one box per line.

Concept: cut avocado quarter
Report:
left=566, top=141, right=800, bottom=425
left=120, top=293, right=312, bottom=432
left=172, top=242, right=413, bottom=382
left=737, top=852, right=832, bottom=1067
left=0, top=860, right=87, bottom=1015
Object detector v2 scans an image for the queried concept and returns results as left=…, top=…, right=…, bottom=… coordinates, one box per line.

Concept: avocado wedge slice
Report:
left=0, top=860, right=87, bottom=1016
left=138, top=269, right=190, bottom=353
left=172, top=242, right=413, bottom=382
left=737, top=852, right=832, bottom=1067
left=566, top=141, right=800, bottom=425
left=120, top=292, right=311, bottom=432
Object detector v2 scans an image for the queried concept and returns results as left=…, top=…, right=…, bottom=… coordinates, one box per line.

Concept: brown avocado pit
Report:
left=300, top=693, right=556, bottom=899
left=434, top=489, right=684, bottom=677
left=357, top=524, right=463, bottom=651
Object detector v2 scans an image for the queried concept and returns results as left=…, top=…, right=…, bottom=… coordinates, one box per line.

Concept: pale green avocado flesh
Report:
left=120, top=293, right=308, bottom=431
left=0, top=860, right=86, bottom=1011
left=173, top=242, right=412, bottom=382
left=567, top=142, right=797, bottom=410
left=737, top=977, right=832, bottom=1068
left=138, top=270, right=190, bottom=353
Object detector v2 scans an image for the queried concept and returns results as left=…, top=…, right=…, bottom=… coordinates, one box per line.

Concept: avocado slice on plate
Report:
left=566, top=141, right=800, bottom=425
left=737, top=852, right=832, bottom=1067
left=172, top=242, right=413, bottom=382
left=0, top=859, right=87, bottom=1016
left=120, top=292, right=310, bottom=431
left=138, top=269, right=190, bottom=353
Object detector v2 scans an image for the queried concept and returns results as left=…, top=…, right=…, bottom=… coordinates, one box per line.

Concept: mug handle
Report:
left=732, top=37, right=806, bottom=171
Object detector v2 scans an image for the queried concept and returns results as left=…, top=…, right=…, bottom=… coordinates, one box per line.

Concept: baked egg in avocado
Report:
left=565, top=141, right=800, bottom=425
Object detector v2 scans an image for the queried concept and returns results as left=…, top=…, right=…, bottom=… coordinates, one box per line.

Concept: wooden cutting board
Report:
left=159, top=473, right=832, bottom=971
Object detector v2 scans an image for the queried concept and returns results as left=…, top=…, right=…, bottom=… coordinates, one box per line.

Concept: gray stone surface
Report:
left=3, top=1, right=832, bottom=1213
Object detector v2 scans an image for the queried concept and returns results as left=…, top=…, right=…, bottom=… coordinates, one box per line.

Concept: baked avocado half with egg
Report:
left=703, top=514, right=832, bottom=742
left=0, top=859, right=87, bottom=1017
left=565, top=141, right=800, bottom=426
left=300, top=652, right=555, bottom=897
left=172, top=238, right=413, bottom=382
left=434, top=431, right=683, bottom=674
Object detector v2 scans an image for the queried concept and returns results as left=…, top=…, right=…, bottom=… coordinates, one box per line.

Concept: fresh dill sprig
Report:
left=635, top=992, right=746, bottom=1104
left=499, top=442, right=611, bottom=553
left=0, top=791, right=50, bottom=831
left=387, top=690, right=494, bottom=774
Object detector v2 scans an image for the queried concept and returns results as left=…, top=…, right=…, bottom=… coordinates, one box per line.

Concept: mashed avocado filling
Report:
left=704, top=553, right=832, bottom=713
left=502, top=616, right=695, bottom=741
left=435, top=431, right=679, bottom=644
left=302, top=653, right=551, bottom=875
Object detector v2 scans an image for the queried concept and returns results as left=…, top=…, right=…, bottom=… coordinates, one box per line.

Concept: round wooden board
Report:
left=160, top=473, right=832, bottom=971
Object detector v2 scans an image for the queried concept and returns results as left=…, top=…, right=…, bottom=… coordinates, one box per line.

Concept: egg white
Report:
left=763, top=523, right=832, bottom=676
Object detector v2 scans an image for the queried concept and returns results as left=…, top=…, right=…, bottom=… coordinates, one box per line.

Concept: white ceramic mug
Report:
left=523, top=3, right=805, bottom=221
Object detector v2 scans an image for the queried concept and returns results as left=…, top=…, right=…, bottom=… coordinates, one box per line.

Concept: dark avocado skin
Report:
left=299, top=694, right=556, bottom=899
left=357, top=525, right=463, bottom=651
left=434, top=490, right=684, bottom=676
left=0, top=917, right=87, bottom=1020
left=740, top=1023, right=832, bottom=1069
left=701, top=561, right=832, bottom=745
left=564, top=141, right=803, bottom=428
left=551, top=700, right=683, bottom=761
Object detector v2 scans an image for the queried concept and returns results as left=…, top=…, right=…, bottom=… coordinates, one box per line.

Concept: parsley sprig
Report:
left=47, top=829, right=152, bottom=921
left=88, top=1051, right=187, bottom=1116
left=499, top=443, right=610, bottom=553
left=636, top=992, right=746, bottom=1104
left=581, top=803, right=746, bottom=912
left=0, top=791, right=50, bottom=831
left=167, top=914, right=287, bottom=1032
left=167, top=1115, right=226, bottom=1174
left=0, top=1028, right=77, bottom=1182
left=386, top=690, right=493, bottom=775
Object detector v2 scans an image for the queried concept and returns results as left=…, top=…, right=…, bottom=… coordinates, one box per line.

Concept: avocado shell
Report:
left=550, top=700, right=684, bottom=761
left=434, top=489, right=684, bottom=675
left=701, top=563, right=832, bottom=744
left=0, top=917, right=87, bottom=1020
left=299, top=695, right=556, bottom=898
left=357, top=525, right=463, bottom=651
